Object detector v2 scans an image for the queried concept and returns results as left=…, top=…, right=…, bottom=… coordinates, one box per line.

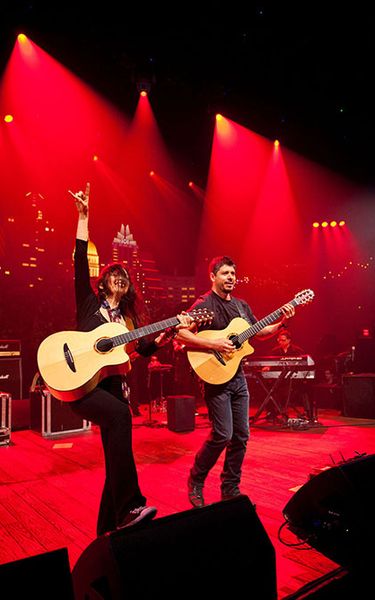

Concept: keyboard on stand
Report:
left=244, top=356, right=318, bottom=427
left=244, top=355, right=315, bottom=379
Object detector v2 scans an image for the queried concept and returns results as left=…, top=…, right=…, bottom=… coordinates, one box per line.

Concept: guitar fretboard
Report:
left=237, top=298, right=298, bottom=344
left=112, top=316, right=180, bottom=347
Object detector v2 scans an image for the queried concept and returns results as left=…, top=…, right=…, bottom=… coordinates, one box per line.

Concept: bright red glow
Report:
left=145, top=170, right=200, bottom=266
left=244, top=139, right=302, bottom=269
left=197, top=118, right=269, bottom=265
left=4, top=114, right=13, bottom=122
left=93, top=155, right=99, bottom=161
left=16, top=33, right=35, bottom=60
left=150, top=170, right=155, bottom=176
left=196, top=113, right=364, bottom=356
left=188, top=182, right=205, bottom=201
left=116, top=91, right=198, bottom=272
left=362, top=328, right=370, bottom=337
left=197, top=117, right=302, bottom=287
left=215, top=114, right=236, bottom=146
left=0, top=36, right=135, bottom=259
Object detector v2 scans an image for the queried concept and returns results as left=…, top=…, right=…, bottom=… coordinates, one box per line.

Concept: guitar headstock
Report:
left=294, top=289, right=315, bottom=306
left=189, top=308, right=214, bottom=326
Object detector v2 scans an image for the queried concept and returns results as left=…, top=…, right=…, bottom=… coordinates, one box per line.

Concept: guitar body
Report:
left=187, top=317, right=255, bottom=385
left=37, top=322, right=131, bottom=401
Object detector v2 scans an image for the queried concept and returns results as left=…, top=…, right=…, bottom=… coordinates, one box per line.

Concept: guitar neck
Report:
left=238, top=298, right=298, bottom=344
left=112, top=316, right=180, bottom=347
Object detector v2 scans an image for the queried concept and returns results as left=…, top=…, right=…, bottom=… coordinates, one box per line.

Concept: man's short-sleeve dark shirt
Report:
left=189, top=290, right=257, bottom=332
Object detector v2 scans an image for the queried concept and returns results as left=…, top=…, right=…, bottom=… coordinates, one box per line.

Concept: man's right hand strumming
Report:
left=209, top=338, right=235, bottom=353
left=176, top=327, right=235, bottom=353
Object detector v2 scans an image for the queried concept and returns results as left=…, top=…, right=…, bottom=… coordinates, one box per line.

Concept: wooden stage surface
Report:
left=1, top=403, right=374, bottom=599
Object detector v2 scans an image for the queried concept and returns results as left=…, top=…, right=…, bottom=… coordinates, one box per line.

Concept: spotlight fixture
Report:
left=136, top=80, right=151, bottom=93
left=135, top=72, right=155, bottom=95
left=312, top=219, right=346, bottom=228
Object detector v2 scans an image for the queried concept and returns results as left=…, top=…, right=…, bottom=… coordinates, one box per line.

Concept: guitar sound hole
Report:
left=96, top=338, right=114, bottom=353
left=229, top=335, right=241, bottom=349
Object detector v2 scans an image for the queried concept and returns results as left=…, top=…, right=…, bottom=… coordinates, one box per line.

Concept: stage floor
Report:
left=1, top=404, right=374, bottom=598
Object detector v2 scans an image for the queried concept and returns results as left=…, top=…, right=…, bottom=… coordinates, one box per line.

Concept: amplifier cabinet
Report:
left=30, top=390, right=91, bottom=437
left=342, top=374, right=375, bottom=418
left=0, top=339, right=21, bottom=357
left=0, top=357, right=22, bottom=399
left=0, top=392, right=12, bottom=445
left=167, top=395, right=195, bottom=432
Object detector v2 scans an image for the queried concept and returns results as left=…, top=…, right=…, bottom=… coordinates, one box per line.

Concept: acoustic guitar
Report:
left=37, top=309, right=213, bottom=401
left=187, top=289, right=315, bottom=385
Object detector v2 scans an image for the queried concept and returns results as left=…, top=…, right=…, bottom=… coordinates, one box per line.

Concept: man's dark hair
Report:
left=209, top=255, right=236, bottom=276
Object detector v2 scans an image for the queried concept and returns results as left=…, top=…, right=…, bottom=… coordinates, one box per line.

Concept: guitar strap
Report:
left=233, top=298, right=251, bottom=324
left=101, top=299, right=122, bottom=322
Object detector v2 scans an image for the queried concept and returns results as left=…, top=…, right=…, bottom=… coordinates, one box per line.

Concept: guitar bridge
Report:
left=63, top=343, right=76, bottom=372
left=213, top=350, right=226, bottom=365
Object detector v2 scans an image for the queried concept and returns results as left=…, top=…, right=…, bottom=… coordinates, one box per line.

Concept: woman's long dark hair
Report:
left=95, top=262, right=149, bottom=327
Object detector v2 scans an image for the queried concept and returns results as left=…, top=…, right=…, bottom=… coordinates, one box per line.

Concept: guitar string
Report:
left=229, top=291, right=313, bottom=346
left=54, top=309, right=213, bottom=356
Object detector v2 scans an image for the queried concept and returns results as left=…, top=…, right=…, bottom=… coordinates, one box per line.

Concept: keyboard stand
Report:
left=249, top=369, right=294, bottom=425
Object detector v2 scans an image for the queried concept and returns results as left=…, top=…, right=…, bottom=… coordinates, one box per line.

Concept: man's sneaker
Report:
left=117, top=506, right=157, bottom=529
left=188, top=476, right=205, bottom=508
left=221, top=487, right=241, bottom=501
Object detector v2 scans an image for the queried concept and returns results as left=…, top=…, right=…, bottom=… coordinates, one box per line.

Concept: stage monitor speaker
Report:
left=282, top=453, right=375, bottom=569
left=72, top=495, right=277, bottom=600
left=342, top=374, right=375, bottom=418
left=167, top=394, right=195, bottom=432
left=352, top=337, right=375, bottom=373
left=312, top=383, right=342, bottom=410
left=0, top=547, right=74, bottom=599
left=0, top=357, right=22, bottom=399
